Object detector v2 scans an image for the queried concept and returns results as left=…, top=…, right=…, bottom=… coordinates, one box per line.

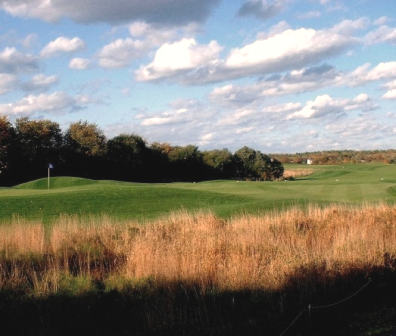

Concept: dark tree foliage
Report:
left=107, top=134, right=148, bottom=181
left=0, top=115, right=286, bottom=185
left=202, top=149, right=235, bottom=179
left=167, top=145, right=205, bottom=181
left=12, top=117, right=63, bottom=184
left=63, top=121, right=107, bottom=179
left=0, top=116, right=16, bottom=185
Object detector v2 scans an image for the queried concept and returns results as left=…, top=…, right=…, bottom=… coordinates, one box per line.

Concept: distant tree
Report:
left=263, top=158, right=284, bottom=180
left=13, top=117, right=63, bottom=183
left=234, top=146, right=257, bottom=178
left=64, top=121, right=106, bottom=178
left=107, top=134, right=148, bottom=181
left=234, top=146, right=283, bottom=180
left=0, top=115, right=16, bottom=184
left=167, top=145, right=204, bottom=181
left=64, top=121, right=106, bottom=157
left=202, top=148, right=235, bottom=178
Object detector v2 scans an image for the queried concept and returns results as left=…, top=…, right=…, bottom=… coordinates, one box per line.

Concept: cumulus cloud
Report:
left=344, top=62, right=396, bottom=86
left=40, top=37, right=85, bottom=57
left=365, top=25, right=396, bottom=45
left=98, top=22, right=198, bottom=69
left=136, top=24, right=356, bottom=85
left=21, top=74, right=58, bottom=92
left=69, top=58, right=91, bottom=70
left=210, top=60, right=396, bottom=109
left=0, top=47, right=38, bottom=73
left=238, top=0, right=287, bottom=20
left=135, top=38, right=223, bottom=81
left=383, top=89, right=396, bottom=99
left=0, top=0, right=220, bottom=26
left=0, top=91, right=93, bottom=117
left=98, top=38, right=149, bottom=69
left=287, top=93, right=376, bottom=119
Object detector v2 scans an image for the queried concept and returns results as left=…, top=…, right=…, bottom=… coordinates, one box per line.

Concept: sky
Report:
left=0, top=0, right=395, bottom=153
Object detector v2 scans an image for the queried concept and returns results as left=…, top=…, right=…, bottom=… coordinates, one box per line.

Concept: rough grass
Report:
left=0, top=204, right=395, bottom=334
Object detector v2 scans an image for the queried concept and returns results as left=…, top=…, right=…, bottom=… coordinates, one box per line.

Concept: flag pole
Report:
left=48, top=163, right=53, bottom=189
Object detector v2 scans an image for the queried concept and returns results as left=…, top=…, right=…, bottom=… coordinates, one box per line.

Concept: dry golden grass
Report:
left=283, top=168, right=316, bottom=179
left=0, top=204, right=395, bottom=296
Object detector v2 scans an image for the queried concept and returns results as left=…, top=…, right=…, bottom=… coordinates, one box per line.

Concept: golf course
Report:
left=0, top=163, right=395, bottom=336
left=1, top=163, right=394, bottom=224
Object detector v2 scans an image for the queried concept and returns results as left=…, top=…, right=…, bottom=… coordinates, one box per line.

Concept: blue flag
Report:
left=49, top=163, right=54, bottom=169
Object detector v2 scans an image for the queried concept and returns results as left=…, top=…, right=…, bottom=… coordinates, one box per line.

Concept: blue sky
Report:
left=0, top=0, right=395, bottom=153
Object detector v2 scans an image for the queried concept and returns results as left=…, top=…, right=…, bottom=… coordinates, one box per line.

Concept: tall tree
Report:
left=234, top=146, right=284, bottom=180
left=0, top=115, right=16, bottom=185
left=202, top=149, right=235, bottom=178
left=64, top=121, right=106, bottom=178
left=167, top=145, right=204, bottom=181
left=107, top=134, right=148, bottom=181
left=14, top=117, right=63, bottom=183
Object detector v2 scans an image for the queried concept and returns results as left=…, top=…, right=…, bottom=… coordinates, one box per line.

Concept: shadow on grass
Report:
left=1, top=261, right=395, bottom=336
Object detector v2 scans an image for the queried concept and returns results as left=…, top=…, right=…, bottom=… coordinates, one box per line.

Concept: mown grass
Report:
left=0, top=163, right=394, bottom=225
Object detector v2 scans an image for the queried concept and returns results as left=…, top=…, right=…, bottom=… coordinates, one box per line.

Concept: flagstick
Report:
left=48, top=167, right=50, bottom=190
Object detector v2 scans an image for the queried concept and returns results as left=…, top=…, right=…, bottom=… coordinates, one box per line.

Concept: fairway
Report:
left=0, top=163, right=394, bottom=224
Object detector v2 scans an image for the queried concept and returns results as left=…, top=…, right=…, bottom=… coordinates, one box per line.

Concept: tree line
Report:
left=274, top=149, right=396, bottom=165
left=0, top=116, right=284, bottom=186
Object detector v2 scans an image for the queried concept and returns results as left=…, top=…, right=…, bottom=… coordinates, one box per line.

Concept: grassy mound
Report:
left=16, top=177, right=99, bottom=190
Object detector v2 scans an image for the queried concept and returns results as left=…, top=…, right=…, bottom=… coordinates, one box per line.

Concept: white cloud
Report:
left=329, top=18, right=370, bottom=35
left=0, top=0, right=220, bottom=26
left=383, top=89, right=396, bottom=99
left=0, top=91, right=92, bottom=117
left=40, top=37, right=85, bottom=57
left=224, top=28, right=353, bottom=73
left=0, top=47, right=38, bottom=73
left=135, top=38, right=223, bottom=81
left=287, top=93, right=375, bottom=119
left=98, top=38, right=149, bottom=69
left=0, top=74, right=18, bottom=95
left=136, top=24, right=356, bottom=85
left=69, top=57, right=91, bottom=70
left=344, top=62, right=396, bottom=86
left=21, top=74, right=59, bottom=92
left=365, top=25, right=396, bottom=45
left=98, top=22, right=199, bottom=69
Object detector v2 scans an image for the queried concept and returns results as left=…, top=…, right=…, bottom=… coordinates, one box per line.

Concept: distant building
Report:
left=302, top=158, right=313, bottom=165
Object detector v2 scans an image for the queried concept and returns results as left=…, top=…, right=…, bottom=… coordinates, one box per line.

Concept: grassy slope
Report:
left=0, top=164, right=394, bottom=224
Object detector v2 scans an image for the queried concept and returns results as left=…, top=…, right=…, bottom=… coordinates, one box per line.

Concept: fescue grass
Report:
left=1, top=204, right=395, bottom=295
left=0, top=204, right=395, bottom=334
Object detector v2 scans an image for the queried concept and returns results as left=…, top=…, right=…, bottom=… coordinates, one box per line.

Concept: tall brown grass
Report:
left=283, top=168, right=316, bottom=179
left=0, top=204, right=395, bottom=297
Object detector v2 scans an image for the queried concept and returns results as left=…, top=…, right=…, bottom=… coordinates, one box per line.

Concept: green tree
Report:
left=167, top=145, right=204, bottom=181
left=14, top=117, right=63, bottom=182
left=107, top=134, right=148, bottom=181
left=0, top=115, right=16, bottom=184
left=234, top=146, right=283, bottom=180
left=202, top=149, right=235, bottom=178
left=234, top=146, right=257, bottom=178
left=64, top=121, right=106, bottom=157
left=64, top=121, right=106, bottom=178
